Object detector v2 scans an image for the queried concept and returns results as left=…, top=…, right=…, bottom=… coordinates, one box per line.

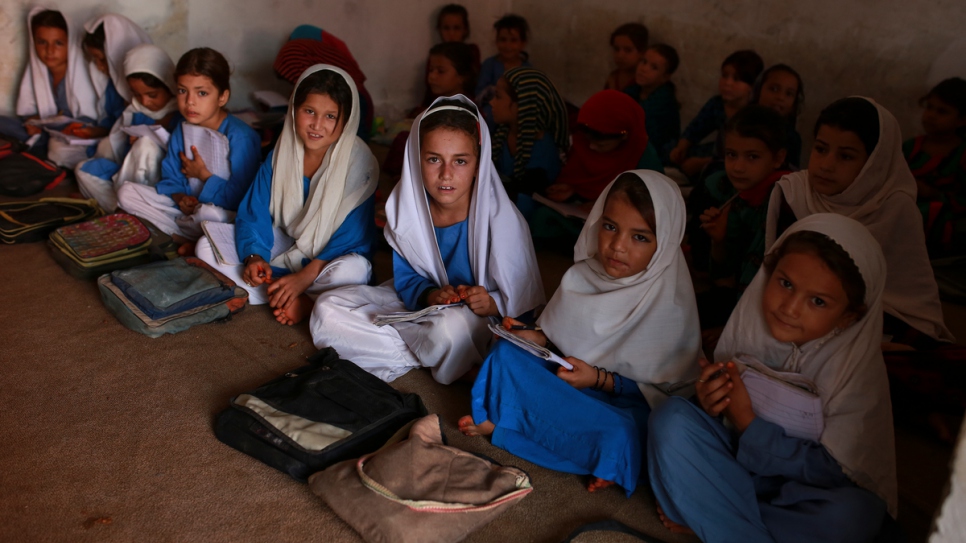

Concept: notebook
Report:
left=121, top=124, right=170, bottom=148
left=736, top=355, right=824, bottom=442
left=201, top=221, right=293, bottom=267
left=181, top=124, right=231, bottom=195
left=488, top=324, right=574, bottom=370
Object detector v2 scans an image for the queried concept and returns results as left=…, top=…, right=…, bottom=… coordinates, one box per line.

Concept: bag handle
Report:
left=355, top=453, right=533, bottom=513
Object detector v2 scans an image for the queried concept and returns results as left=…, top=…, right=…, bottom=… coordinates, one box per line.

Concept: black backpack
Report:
left=0, top=198, right=101, bottom=244
left=214, top=348, right=428, bottom=481
left=0, top=141, right=67, bottom=197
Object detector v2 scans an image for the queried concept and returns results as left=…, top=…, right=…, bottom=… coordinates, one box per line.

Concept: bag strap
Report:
left=355, top=453, right=533, bottom=513
left=560, top=520, right=669, bottom=543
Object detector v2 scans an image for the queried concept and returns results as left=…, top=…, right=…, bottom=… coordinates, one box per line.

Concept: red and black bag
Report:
left=0, top=141, right=67, bottom=197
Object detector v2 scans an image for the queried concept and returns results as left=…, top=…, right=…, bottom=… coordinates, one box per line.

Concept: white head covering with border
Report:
left=384, top=94, right=545, bottom=318
left=766, top=96, right=953, bottom=342
left=268, top=64, right=378, bottom=271
left=17, top=6, right=98, bottom=120
left=537, top=170, right=702, bottom=407
left=83, top=13, right=152, bottom=106
left=718, top=213, right=897, bottom=517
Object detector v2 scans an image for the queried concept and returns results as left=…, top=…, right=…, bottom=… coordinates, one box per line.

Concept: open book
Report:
left=201, top=221, right=293, bottom=267
left=532, top=194, right=589, bottom=221
left=43, top=127, right=100, bottom=146
left=736, top=355, right=824, bottom=441
left=181, top=124, right=231, bottom=194
left=121, top=124, right=170, bottom=148
left=373, top=303, right=464, bottom=327
left=488, top=324, right=574, bottom=370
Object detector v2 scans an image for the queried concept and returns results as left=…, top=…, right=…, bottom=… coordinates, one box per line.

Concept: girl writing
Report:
left=76, top=44, right=180, bottom=212
left=196, top=64, right=378, bottom=326
left=460, top=171, right=701, bottom=495
left=649, top=214, right=896, bottom=543
left=604, top=23, right=648, bottom=91
left=117, top=47, right=261, bottom=255
left=624, top=43, right=680, bottom=163
left=311, top=96, right=545, bottom=384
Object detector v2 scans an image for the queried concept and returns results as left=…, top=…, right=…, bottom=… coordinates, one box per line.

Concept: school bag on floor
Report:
left=97, top=257, right=248, bottom=337
left=0, top=198, right=101, bottom=244
left=49, top=213, right=155, bottom=279
left=213, top=347, right=428, bottom=481
left=0, top=140, right=67, bottom=197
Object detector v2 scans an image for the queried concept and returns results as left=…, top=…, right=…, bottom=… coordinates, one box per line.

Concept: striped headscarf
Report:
left=491, top=67, right=569, bottom=181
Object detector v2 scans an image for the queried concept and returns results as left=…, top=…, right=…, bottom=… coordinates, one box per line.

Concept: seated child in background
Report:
left=461, top=171, right=701, bottom=496
left=669, top=49, right=763, bottom=178
left=476, top=14, right=531, bottom=131
left=604, top=22, right=648, bottom=91
left=274, top=25, right=375, bottom=142
left=766, top=96, right=954, bottom=348
left=530, top=90, right=662, bottom=249
left=903, top=77, right=966, bottom=257
left=753, top=64, right=805, bottom=168
left=117, top=47, right=260, bottom=254
left=419, top=4, right=482, bottom=110
left=649, top=214, right=896, bottom=543
left=197, top=65, right=378, bottom=325
left=0, top=9, right=98, bottom=160
left=624, top=43, right=681, bottom=163
left=695, top=105, right=790, bottom=331
left=311, top=97, right=545, bottom=385
left=489, top=66, right=569, bottom=202
left=76, top=44, right=180, bottom=212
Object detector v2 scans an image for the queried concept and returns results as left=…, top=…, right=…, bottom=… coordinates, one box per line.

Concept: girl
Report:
left=489, top=67, right=569, bottom=199
left=117, top=47, right=261, bottom=254
left=311, top=96, right=545, bottom=385
left=76, top=44, right=180, bottom=212
left=460, top=171, right=701, bottom=495
left=669, top=50, right=763, bottom=178
left=754, top=64, right=805, bottom=168
left=648, top=214, right=896, bottom=543
left=418, top=5, right=482, bottom=110
left=0, top=8, right=98, bottom=160
left=476, top=14, right=531, bottom=133
left=624, top=43, right=681, bottom=163
left=766, top=96, right=954, bottom=347
left=903, top=77, right=966, bottom=257
left=530, top=90, right=662, bottom=248
left=696, top=105, right=790, bottom=329
left=197, top=65, right=378, bottom=326
left=604, top=22, right=648, bottom=91
left=274, top=25, right=374, bottom=142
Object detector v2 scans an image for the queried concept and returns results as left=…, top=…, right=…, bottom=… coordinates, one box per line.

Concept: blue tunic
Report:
left=681, top=95, right=727, bottom=158
left=471, top=340, right=650, bottom=495
left=648, top=396, right=887, bottom=543
left=234, top=150, right=376, bottom=278
left=156, top=114, right=261, bottom=210
left=97, top=80, right=127, bottom=128
left=623, top=82, right=681, bottom=163
left=495, top=132, right=562, bottom=183
left=392, top=219, right=473, bottom=311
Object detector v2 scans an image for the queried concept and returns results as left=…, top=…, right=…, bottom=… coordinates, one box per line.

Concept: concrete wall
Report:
left=2, top=0, right=965, bottom=157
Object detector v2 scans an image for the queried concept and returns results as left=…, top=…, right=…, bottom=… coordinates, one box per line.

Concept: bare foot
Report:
left=177, top=241, right=196, bottom=257
left=587, top=477, right=616, bottom=493
left=657, top=506, right=695, bottom=535
left=458, top=415, right=494, bottom=437
left=273, top=294, right=313, bottom=325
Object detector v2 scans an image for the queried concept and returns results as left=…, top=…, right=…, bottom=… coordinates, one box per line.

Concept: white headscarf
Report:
left=97, top=44, right=178, bottom=161
left=537, top=171, right=702, bottom=407
left=384, top=95, right=545, bottom=318
left=718, top=213, right=897, bottom=517
left=16, top=6, right=98, bottom=120
left=766, top=97, right=953, bottom=342
left=268, top=64, right=378, bottom=271
left=83, top=13, right=152, bottom=105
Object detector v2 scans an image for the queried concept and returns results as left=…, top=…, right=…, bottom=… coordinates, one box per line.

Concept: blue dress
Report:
left=156, top=115, right=261, bottom=210
left=97, top=80, right=127, bottom=129
left=623, top=82, right=680, bottom=164
left=471, top=340, right=651, bottom=495
left=681, top=95, right=727, bottom=159
left=647, top=396, right=888, bottom=543
left=392, top=219, right=473, bottom=311
left=234, top=149, right=376, bottom=279
left=495, top=131, right=563, bottom=183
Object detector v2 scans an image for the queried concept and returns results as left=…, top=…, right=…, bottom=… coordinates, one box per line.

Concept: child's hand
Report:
left=428, top=285, right=461, bottom=306
left=695, top=358, right=732, bottom=417
left=500, top=316, right=547, bottom=345
left=555, top=356, right=595, bottom=389
left=721, top=361, right=755, bottom=432
left=669, top=140, right=689, bottom=165
left=544, top=183, right=574, bottom=203
left=242, top=255, right=272, bottom=287
left=174, top=194, right=199, bottom=215
left=180, top=145, right=212, bottom=181
left=267, top=269, right=312, bottom=310
left=24, top=116, right=41, bottom=136
left=699, top=206, right=729, bottom=242
left=61, top=122, right=87, bottom=136
left=458, top=285, right=499, bottom=317
left=69, top=126, right=107, bottom=139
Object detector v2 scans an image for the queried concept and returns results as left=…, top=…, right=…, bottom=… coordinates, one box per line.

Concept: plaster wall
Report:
left=2, top=0, right=964, bottom=156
